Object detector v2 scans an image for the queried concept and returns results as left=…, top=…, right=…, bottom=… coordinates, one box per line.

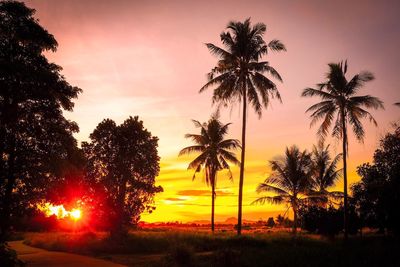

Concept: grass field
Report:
left=17, top=229, right=400, bottom=267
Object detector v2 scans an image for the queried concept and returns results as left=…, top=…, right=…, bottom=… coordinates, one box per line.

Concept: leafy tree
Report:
left=179, top=114, right=240, bottom=232
left=266, top=217, right=275, bottom=228
left=352, top=126, right=400, bottom=235
left=200, top=18, right=286, bottom=234
left=309, top=143, right=343, bottom=206
left=275, top=214, right=293, bottom=228
left=302, top=61, right=384, bottom=239
left=253, top=146, right=313, bottom=234
left=82, top=116, right=163, bottom=236
left=0, top=1, right=81, bottom=240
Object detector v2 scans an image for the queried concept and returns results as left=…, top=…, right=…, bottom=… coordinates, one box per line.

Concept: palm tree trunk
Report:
left=237, top=87, right=247, bottom=235
left=292, top=202, right=298, bottom=236
left=341, top=108, right=349, bottom=241
left=211, top=179, right=215, bottom=232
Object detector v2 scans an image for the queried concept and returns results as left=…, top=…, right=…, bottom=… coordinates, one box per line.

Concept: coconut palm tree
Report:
left=179, top=114, right=240, bottom=232
left=200, top=18, right=286, bottom=235
left=253, top=145, right=313, bottom=235
left=302, top=61, right=384, bottom=239
left=310, top=143, right=343, bottom=206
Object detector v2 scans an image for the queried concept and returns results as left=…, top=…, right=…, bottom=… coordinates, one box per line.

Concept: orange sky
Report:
left=25, top=0, right=400, bottom=222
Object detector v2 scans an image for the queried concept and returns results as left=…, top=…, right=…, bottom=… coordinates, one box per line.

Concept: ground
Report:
left=9, top=241, right=125, bottom=267
left=8, top=229, right=400, bottom=267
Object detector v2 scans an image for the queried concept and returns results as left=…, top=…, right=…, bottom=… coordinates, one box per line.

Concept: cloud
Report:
left=176, top=189, right=234, bottom=197
left=164, top=197, right=187, bottom=202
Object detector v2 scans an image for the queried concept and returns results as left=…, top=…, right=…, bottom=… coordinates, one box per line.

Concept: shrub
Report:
left=161, top=243, right=196, bottom=267
left=212, top=248, right=241, bottom=267
left=0, top=243, right=24, bottom=267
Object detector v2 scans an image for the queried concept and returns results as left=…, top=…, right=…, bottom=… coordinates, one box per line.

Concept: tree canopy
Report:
left=82, top=116, right=163, bottom=233
left=0, top=0, right=81, bottom=239
left=352, top=126, right=400, bottom=235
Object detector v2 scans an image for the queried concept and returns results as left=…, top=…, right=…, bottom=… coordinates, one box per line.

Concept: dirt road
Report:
left=8, top=241, right=126, bottom=267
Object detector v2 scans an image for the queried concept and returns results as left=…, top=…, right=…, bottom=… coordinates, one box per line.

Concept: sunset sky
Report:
left=25, top=0, right=400, bottom=223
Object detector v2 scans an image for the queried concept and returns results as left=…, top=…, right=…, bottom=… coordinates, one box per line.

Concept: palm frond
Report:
left=302, top=88, right=335, bottom=100
left=268, top=39, right=287, bottom=52
left=256, top=182, right=289, bottom=195
left=251, top=196, right=286, bottom=205
left=350, top=95, right=384, bottom=110
left=205, top=43, right=232, bottom=59
left=179, top=145, right=205, bottom=156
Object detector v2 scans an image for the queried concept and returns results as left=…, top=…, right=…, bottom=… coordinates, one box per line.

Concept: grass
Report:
left=19, top=230, right=400, bottom=267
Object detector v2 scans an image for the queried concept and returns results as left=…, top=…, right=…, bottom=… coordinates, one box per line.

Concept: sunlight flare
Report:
left=38, top=203, right=82, bottom=221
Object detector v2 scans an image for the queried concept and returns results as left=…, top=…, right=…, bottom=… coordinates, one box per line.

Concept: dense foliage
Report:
left=82, top=116, right=163, bottom=234
left=352, top=127, right=400, bottom=235
left=0, top=0, right=81, bottom=240
left=299, top=205, right=360, bottom=236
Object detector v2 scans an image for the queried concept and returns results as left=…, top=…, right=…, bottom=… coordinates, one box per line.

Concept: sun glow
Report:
left=39, top=203, right=82, bottom=221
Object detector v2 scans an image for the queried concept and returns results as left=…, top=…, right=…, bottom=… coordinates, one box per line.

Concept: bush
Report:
left=300, top=206, right=342, bottom=237
left=212, top=248, right=241, bottom=267
left=0, top=243, right=24, bottom=267
left=161, top=243, right=196, bottom=267
left=300, top=205, right=361, bottom=237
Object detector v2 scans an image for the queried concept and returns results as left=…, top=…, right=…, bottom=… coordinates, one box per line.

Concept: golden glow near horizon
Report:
left=27, top=0, right=400, bottom=223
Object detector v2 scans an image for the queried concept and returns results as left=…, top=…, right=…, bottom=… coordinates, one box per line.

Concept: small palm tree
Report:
left=253, top=146, right=313, bottom=234
left=310, top=143, right=343, bottom=206
left=200, top=18, right=286, bottom=235
left=179, top=114, right=240, bottom=232
left=302, top=61, right=384, bottom=239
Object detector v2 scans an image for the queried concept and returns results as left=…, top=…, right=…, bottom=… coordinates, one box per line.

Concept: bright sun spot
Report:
left=38, top=203, right=82, bottom=221
left=70, top=209, right=82, bottom=220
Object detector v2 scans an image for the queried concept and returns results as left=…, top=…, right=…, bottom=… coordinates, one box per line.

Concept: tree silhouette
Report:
left=0, top=1, right=81, bottom=240
left=309, top=143, right=343, bottom=206
left=302, top=61, right=384, bottom=239
left=253, top=146, right=313, bottom=234
left=352, top=126, right=400, bottom=235
left=82, top=116, right=163, bottom=236
left=200, top=18, right=286, bottom=234
left=179, top=114, right=240, bottom=232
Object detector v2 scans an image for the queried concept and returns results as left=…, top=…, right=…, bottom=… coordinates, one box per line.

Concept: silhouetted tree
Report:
left=302, top=61, right=384, bottom=239
left=352, top=126, right=400, bottom=235
left=253, top=146, right=313, bottom=234
left=309, top=143, right=343, bottom=206
left=266, top=217, right=275, bottom=228
left=82, top=116, right=163, bottom=236
left=0, top=1, right=81, bottom=240
left=179, top=114, right=240, bottom=232
left=200, top=18, right=286, bottom=235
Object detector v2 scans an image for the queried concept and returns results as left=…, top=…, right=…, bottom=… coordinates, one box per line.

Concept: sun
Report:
left=38, top=203, right=82, bottom=221
left=70, top=209, right=82, bottom=221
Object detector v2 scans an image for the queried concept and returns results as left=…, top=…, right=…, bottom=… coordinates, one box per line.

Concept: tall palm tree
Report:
left=302, top=61, right=384, bottom=239
left=253, top=146, right=313, bottom=234
left=200, top=18, right=286, bottom=235
left=179, top=114, right=240, bottom=232
left=310, top=143, right=343, bottom=206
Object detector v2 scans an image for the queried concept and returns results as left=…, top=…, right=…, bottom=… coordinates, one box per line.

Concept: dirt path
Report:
left=8, top=241, right=126, bottom=267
